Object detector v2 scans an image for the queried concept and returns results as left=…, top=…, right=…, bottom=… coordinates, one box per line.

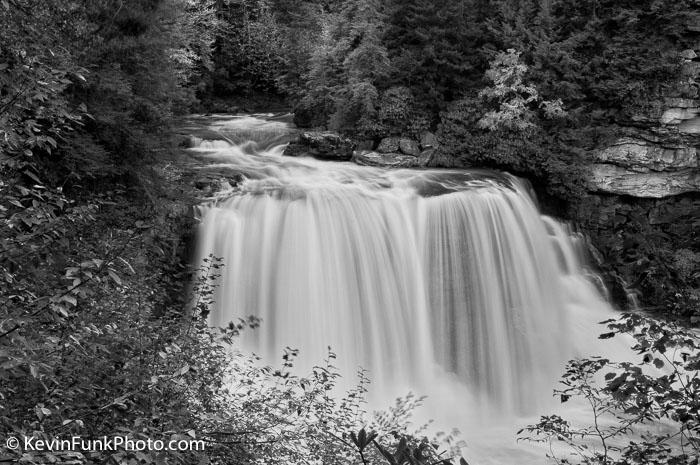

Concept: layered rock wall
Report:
left=588, top=51, right=700, bottom=198
left=579, top=49, right=700, bottom=317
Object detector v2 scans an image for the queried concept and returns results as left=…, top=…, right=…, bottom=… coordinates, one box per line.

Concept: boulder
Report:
left=354, top=152, right=420, bottom=168
left=284, top=131, right=355, bottom=161
left=419, top=131, right=438, bottom=150
left=377, top=137, right=401, bottom=153
left=353, top=149, right=434, bottom=168
left=680, top=49, right=698, bottom=60
left=178, top=135, right=197, bottom=148
left=399, top=138, right=421, bottom=156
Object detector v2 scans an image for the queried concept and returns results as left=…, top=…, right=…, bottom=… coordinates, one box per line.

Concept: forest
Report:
left=1, top=0, right=699, bottom=464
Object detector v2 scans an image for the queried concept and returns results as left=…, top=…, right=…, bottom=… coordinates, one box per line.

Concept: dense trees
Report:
left=384, top=0, right=478, bottom=114
left=280, top=0, right=696, bottom=160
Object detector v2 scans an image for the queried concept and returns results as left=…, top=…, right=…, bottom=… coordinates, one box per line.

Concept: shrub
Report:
left=520, top=313, right=700, bottom=464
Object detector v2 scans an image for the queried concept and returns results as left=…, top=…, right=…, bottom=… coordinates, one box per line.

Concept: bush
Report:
left=520, top=313, right=700, bottom=464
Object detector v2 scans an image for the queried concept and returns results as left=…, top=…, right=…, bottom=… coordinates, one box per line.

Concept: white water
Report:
left=192, top=114, right=629, bottom=464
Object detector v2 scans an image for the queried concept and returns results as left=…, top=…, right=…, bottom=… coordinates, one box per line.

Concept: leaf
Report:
left=108, top=269, right=122, bottom=285
left=653, top=358, right=664, bottom=369
left=373, top=441, right=399, bottom=465
left=599, top=332, right=616, bottom=339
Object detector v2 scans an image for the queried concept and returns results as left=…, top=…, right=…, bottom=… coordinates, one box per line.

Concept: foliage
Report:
left=0, top=1, right=86, bottom=158
left=477, top=49, right=566, bottom=132
left=209, top=0, right=287, bottom=96
left=383, top=0, right=479, bottom=115
left=520, top=313, right=700, bottom=464
left=435, top=94, right=588, bottom=203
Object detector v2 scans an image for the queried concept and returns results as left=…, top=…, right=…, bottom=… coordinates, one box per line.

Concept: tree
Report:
left=384, top=0, right=479, bottom=115
left=209, top=0, right=287, bottom=96
left=327, top=0, right=392, bottom=134
left=477, top=49, right=565, bottom=132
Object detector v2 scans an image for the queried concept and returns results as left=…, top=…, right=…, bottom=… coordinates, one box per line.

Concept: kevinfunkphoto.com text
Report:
left=6, top=435, right=205, bottom=453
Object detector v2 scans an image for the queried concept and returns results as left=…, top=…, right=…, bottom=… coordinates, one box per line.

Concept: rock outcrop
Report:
left=590, top=138, right=699, bottom=197
left=399, top=138, right=421, bottom=156
left=377, top=137, right=400, bottom=153
left=353, top=149, right=434, bottom=168
left=376, top=136, right=425, bottom=156
left=284, top=131, right=356, bottom=160
left=589, top=51, right=700, bottom=198
left=420, top=131, right=438, bottom=150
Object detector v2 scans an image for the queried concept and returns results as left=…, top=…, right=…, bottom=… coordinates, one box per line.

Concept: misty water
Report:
left=190, top=114, right=631, bottom=464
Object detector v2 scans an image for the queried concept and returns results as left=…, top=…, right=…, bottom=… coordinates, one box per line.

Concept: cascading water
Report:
left=191, top=114, right=627, bottom=464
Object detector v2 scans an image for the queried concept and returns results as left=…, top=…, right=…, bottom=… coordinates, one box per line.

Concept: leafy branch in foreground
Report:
left=519, top=313, right=699, bottom=465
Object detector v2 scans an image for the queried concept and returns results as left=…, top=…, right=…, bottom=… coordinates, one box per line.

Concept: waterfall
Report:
left=191, top=114, right=624, bottom=464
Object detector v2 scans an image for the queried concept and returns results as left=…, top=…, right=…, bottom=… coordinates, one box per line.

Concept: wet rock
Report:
left=353, top=149, right=433, bottom=168
left=420, top=131, right=438, bottom=150
left=399, top=138, right=421, bottom=156
left=192, top=173, right=244, bottom=195
left=354, top=151, right=420, bottom=168
left=178, top=135, right=197, bottom=148
left=284, top=131, right=356, bottom=161
left=680, top=49, right=698, bottom=60
left=377, top=137, right=401, bottom=153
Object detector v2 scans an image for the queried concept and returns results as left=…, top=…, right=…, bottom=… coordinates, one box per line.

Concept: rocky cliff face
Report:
left=588, top=51, right=700, bottom=198
left=579, top=50, right=700, bottom=319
